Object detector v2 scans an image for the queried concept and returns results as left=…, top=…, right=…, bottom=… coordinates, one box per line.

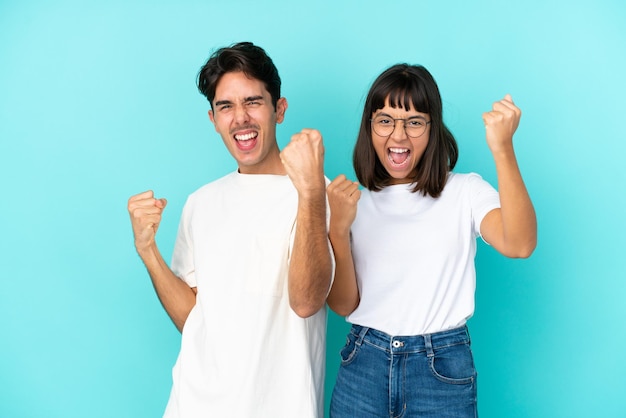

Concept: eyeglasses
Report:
left=370, top=115, right=431, bottom=138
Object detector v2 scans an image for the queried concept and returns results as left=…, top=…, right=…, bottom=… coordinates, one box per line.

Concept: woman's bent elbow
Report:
left=505, top=240, right=537, bottom=258
left=327, top=298, right=359, bottom=317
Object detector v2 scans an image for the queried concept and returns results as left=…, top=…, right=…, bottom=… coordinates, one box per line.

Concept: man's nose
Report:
left=233, top=105, right=250, bottom=124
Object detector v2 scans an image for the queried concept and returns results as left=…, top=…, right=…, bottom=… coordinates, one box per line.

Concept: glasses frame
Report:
left=370, top=115, right=432, bottom=139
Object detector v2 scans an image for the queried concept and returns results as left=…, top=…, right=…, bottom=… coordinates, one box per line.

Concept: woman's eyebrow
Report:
left=374, top=112, right=427, bottom=119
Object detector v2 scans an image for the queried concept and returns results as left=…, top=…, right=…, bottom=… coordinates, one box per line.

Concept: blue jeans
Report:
left=330, top=325, right=477, bottom=418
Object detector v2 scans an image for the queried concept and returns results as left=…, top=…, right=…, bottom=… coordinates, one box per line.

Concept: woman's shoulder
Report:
left=444, top=172, right=496, bottom=196
left=448, top=171, right=484, bottom=183
left=447, top=172, right=491, bottom=187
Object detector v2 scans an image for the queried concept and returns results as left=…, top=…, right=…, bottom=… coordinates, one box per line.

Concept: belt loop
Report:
left=424, top=333, right=434, bottom=358
left=356, top=326, right=369, bottom=346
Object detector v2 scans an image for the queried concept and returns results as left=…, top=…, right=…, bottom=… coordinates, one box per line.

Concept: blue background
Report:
left=1, top=0, right=625, bottom=417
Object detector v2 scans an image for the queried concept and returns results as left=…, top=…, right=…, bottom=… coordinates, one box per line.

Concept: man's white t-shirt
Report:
left=347, top=172, right=500, bottom=336
left=164, top=171, right=327, bottom=418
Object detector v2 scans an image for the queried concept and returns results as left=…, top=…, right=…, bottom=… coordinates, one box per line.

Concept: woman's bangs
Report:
left=386, top=81, right=430, bottom=114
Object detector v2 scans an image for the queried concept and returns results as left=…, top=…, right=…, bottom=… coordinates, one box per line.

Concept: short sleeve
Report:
left=466, top=173, right=501, bottom=237
left=171, top=197, right=196, bottom=287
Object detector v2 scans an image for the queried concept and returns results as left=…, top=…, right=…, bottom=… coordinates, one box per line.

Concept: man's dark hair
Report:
left=197, top=42, right=281, bottom=110
left=353, top=64, right=458, bottom=198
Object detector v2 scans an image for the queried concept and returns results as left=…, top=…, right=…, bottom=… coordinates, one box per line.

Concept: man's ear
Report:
left=275, top=97, right=288, bottom=124
left=208, top=109, right=219, bottom=132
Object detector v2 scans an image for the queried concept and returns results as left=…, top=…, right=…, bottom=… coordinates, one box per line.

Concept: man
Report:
left=127, top=42, right=333, bottom=418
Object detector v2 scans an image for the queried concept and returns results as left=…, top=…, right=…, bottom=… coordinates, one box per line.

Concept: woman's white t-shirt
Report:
left=346, top=172, right=500, bottom=336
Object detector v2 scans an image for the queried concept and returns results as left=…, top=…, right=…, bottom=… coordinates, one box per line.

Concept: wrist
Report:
left=297, top=184, right=326, bottom=201
left=329, top=227, right=351, bottom=242
left=135, top=240, right=159, bottom=260
left=489, top=142, right=516, bottom=159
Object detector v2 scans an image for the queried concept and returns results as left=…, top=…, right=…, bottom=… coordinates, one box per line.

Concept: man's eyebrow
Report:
left=214, top=99, right=233, bottom=107
left=214, top=96, right=265, bottom=107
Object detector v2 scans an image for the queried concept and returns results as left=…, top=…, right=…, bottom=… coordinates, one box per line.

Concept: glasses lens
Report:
left=404, top=118, right=428, bottom=138
left=372, top=116, right=394, bottom=137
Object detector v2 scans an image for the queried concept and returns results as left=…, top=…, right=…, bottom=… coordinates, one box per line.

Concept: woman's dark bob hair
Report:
left=353, top=64, right=458, bottom=198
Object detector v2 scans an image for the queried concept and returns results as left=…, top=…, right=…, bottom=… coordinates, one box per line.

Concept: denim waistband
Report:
left=350, top=324, right=470, bottom=356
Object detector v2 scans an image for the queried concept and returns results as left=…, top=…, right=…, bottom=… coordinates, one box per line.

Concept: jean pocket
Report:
left=428, top=342, right=476, bottom=385
left=339, top=331, right=360, bottom=366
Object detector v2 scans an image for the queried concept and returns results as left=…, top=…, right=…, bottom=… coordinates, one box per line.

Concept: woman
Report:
left=326, top=64, right=537, bottom=417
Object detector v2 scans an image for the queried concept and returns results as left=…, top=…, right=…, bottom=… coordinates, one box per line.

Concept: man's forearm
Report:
left=288, top=190, right=332, bottom=318
left=138, top=244, right=197, bottom=332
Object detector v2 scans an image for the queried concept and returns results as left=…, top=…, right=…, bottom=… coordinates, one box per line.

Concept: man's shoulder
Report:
left=178, top=172, right=238, bottom=213
left=188, top=171, right=238, bottom=199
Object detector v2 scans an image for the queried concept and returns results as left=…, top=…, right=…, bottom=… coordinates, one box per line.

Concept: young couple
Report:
left=128, top=41, right=536, bottom=418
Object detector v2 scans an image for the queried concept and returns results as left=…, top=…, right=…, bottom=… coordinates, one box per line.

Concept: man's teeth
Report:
left=235, top=132, right=256, bottom=141
left=389, top=147, right=409, bottom=153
